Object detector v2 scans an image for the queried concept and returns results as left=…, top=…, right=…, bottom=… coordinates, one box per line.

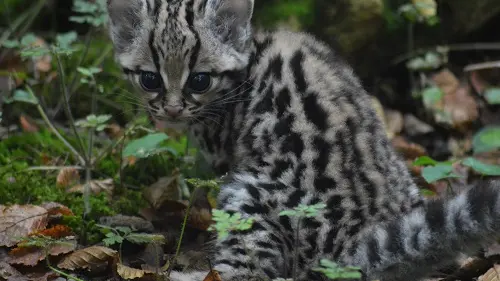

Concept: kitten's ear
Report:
left=205, top=0, right=254, bottom=51
left=106, top=0, right=145, bottom=53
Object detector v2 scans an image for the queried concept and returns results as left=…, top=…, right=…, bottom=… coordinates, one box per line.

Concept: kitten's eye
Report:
left=140, top=72, right=162, bottom=91
left=188, top=73, right=211, bottom=93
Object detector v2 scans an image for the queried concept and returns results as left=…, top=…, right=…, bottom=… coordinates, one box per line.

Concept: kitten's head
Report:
left=107, top=0, right=254, bottom=129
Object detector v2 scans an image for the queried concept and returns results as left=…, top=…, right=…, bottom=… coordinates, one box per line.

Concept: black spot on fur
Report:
left=303, top=93, right=328, bottom=131
left=281, top=133, right=304, bottom=158
left=286, top=189, right=306, bottom=208
left=290, top=51, right=307, bottom=92
left=275, top=88, right=291, bottom=118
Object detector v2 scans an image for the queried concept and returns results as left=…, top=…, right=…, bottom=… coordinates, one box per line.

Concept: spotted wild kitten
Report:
left=105, top=0, right=500, bottom=280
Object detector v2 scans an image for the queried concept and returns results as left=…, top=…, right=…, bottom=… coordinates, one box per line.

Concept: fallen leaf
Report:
left=30, top=225, right=74, bottom=239
left=203, top=270, right=222, bottom=281
left=0, top=205, right=48, bottom=247
left=9, top=237, right=77, bottom=266
left=57, top=246, right=118, bottom=271
left=188, top=207, right=213, bottom=231
left=19, top=115, right=39, bottom=133
left=384, top=109, right=404, bottom=139
left=0, top=261, right=23, bottom=279
left=144, top=169, right=181, bottom=210
left=432, top=69, right=459, bottom=96
left=40, top=202, right=74, bottom=219
left=56, top=168, right=80, bottom=188
left=117, top=263, right=153, bottom=280
left=427, top=69, right=479, bottom=131
left=104, top=123, right=124, bottom=139
left=67, top=178, right=114, bottom=196
left=478, top=264, right=500, bottom=281
left=391, top=136, right=427, bottom=161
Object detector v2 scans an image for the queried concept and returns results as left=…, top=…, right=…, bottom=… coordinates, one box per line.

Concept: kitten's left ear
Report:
left=204, top=0, right=254, bottom=51
left=106, top=0, right=146, bottom=54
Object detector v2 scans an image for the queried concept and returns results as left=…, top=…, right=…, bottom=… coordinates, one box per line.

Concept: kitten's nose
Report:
left=164, top=104, right=184, bottom=118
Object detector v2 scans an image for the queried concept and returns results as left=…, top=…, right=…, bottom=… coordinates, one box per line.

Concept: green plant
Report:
left=98, top=225, right=165, bottom=262
left=209, top=209, right=255, bottom=240
left=279, top=203, right=327, bottom=280
left=312, top=259, right=362, bottom=280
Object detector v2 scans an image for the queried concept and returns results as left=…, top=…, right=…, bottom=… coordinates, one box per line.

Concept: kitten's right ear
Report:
left=106, top=0, right=145, bottom=53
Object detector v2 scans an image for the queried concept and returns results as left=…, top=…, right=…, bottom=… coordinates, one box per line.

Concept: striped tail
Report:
left=346, top=180, right=500, bottom=281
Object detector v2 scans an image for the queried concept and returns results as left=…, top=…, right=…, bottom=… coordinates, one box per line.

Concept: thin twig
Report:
left=33, top=96, right=85, bottom=165
left=392, top=42, right=500, bottom=65
left=53, top=50, right=88, bottom=163
left=464, top=60, right=500, bottom=72
left=167, top=187, right=198, bottom=277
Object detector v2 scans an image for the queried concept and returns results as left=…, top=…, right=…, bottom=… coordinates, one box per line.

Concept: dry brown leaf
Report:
left=188, top=207, right=213, bottom=231
left=67, top=178, right=114, bottom=196
left=429, top=69, right=478, bottom=131
left=203, top=270, right=222, bottom=281
left=30, top=225, right=74, bottom=239
left=391, top=136, right=427, bottom=161
left=57, top=246, right=118, bottom=271
left=104, top=123, right=124, bottom=139
left=432, top=69, right=460, bottom=96
left=442, top=85, right=478, bottom=132
left=478, top=264, right=500, bottom=281
left=0, top=205, right=48, bottom=247
left=31, top=37, right=52, bottom=73
left=56, top=168, right=80, bottom=188
left=384, top=109, right=404, bottom=139
left=9, top=237, right=77, bottom=266
left=8, top=247, right=45, bottom=266
left=144, top=169, right=181, bottom=210
left=0, top=261, right=23, bottom=279
left=40, top=202, right=74, bottom=219
left=117, top=263, right=153, bottom=280
left=19, top=115, right=39, bottom=133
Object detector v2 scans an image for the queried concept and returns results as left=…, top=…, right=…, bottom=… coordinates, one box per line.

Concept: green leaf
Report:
left=462, top=157, right=500, bottom=176
left=56, top=31, right=78, bottom=48
left=123, top=133, right=170, bottom=158
left=20, top=33, right=37, bottom=46
left=484, top=88, right=500, bottom=105
left=420, top=189, right=436, bottom=196
left=421, top=163, right=462, bottom=183
left=313, top=259, right=362, bottom=280
left=422, top=86, right=443, bottom=108
left=413, top=156, right=438, bottom=167
left=12, top=89, right=39, bottom=105
left=126, top=233, right=166, bottom=245
left=472, top=126, right=500, bottom=153
left=2, top=40, right=20, bottom=48
left=102, top=232, right=123, bottom=246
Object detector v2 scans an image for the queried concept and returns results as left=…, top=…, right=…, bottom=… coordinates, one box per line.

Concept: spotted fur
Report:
left=106, top=1, right=500, bottom=280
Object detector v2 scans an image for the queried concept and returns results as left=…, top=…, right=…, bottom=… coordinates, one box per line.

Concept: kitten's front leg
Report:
left=170, top=174, right=289, bottom=281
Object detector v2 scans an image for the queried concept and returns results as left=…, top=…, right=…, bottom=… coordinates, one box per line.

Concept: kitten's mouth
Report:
left=152, top=116, right=187, bottom=130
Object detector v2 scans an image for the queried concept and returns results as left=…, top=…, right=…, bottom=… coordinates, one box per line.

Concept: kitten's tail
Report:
left=347, top=180, right=500, bottom=281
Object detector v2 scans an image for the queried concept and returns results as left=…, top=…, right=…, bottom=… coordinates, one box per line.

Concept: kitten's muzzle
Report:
left=164, top=104, right=184, bottom=118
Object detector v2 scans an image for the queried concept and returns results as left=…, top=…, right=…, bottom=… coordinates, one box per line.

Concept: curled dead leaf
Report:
left=56, top=168, right=80, bottom=188
left=40, top=202, right=74, bottom=219
left=57, top=246, right=118, bottom=271
left=117, top=263, right=155, bottom=280
left=67, top=179, right=114, bottom=196
left=0, top=205, right=48, bottom=247
left=391, top=136, right=427, bottom=161
left=144, top=169, right=181, bottom=210
left=478, top=264, right=500, bottom=281
left=188, top=207, right=213, bottom=231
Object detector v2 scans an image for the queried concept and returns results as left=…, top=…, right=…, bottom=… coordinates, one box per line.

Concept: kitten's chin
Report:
left=154, top=119, right=188, bottom=131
